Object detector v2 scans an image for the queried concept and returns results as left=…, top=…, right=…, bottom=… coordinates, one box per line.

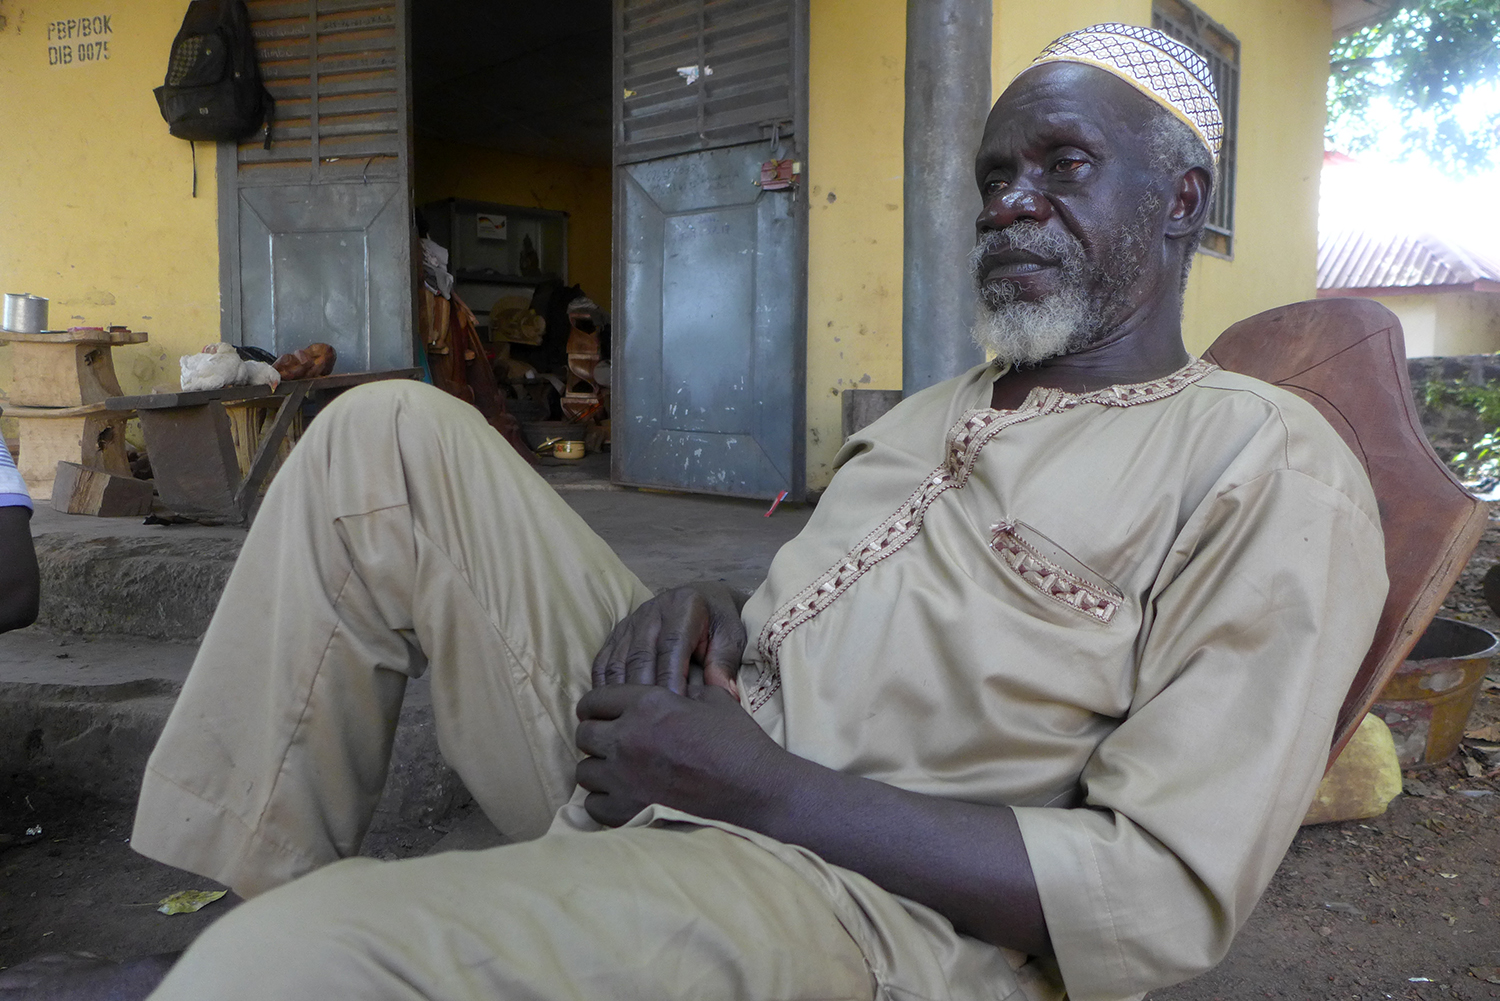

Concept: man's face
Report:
left=969, top=63, right=1171, bottom=366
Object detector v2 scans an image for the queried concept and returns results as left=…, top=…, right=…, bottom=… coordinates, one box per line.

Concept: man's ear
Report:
left=1165, top=166, right=1212, bottom=240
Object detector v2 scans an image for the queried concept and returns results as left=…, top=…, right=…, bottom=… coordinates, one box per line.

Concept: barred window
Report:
left=1152, top=0, right=1239, bottom=258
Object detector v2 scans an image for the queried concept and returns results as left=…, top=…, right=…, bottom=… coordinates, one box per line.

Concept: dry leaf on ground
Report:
left=1465, top=722, right=1500, bottom=742
left=156, top=889, right=226, bottom=915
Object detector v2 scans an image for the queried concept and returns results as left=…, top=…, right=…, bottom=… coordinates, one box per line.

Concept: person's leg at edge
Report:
left=130, top=380, right=654, bottom=899
left=149, top=824, right=875, bottom=1001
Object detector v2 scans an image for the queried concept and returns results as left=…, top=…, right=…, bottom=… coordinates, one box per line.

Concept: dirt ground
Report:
left=0, top=778, right=455, bottom=968
left=2, top=529, right=1499, bottom=997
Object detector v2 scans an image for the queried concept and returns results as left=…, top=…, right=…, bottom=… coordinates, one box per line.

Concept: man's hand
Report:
left=590, top=583, right=747, bottom=696
left=574, top=682, right=781, bottom=828
left=573, top=680, right=1052, bottom=956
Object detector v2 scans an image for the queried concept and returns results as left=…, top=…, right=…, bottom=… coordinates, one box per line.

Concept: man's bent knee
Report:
left=316, top=378, right=465, bottom=430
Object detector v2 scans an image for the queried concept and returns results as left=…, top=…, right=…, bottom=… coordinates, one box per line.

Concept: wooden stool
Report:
left=2, top=402, right=140, bottom=507
left=2, top=326, right=145, bottom=407
left=0, top=326, right=150, bottom=512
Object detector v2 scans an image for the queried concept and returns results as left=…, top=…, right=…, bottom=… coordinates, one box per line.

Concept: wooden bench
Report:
left=109, top=369, right=420, bottom=525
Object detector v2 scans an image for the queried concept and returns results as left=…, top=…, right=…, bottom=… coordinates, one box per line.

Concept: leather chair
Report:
left=1202, top=298, right=1488, bottom=768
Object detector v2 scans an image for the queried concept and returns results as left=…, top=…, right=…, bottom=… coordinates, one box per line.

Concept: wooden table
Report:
left=109, top=369, right=420, bottom=524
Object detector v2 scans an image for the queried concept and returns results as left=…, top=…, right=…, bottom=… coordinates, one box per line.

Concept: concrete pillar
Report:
left=902, top=0, right=991, bottom=395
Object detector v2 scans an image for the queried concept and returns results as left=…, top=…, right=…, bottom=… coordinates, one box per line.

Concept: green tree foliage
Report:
left=1329, top=0, right=1500, bottom=172
left=1423, top=380, right=1500, bottom=486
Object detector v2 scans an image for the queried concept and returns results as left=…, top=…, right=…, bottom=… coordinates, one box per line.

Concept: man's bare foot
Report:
left=0, top=952, right=177, bottom=1000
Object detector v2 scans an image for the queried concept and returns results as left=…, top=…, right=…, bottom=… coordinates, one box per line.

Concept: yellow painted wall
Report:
left=0, top=1, right=218, bottom=398
left=803, top=2, right=907, bottom=488
left=1372, top=294, right=1439, bottom=356
left=3, top=0, right=1335, bottom=491
left=1178, top=0, right=1329, bottom=350
left=1434, top=292, right=1500, bottom=356
left=413, top=138, right=613, bottom=311
left=991, top=0, right=1148, bottom=84
left=1372, top=292, right=1500, bottom=357
left=804, top=0, right=1332, bottom=489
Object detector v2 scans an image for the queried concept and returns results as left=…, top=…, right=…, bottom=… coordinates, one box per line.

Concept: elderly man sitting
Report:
left=113, top=24, right=1385, bottom=1001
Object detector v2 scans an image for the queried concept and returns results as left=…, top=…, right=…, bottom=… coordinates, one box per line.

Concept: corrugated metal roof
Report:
left=1318, top=155, right=1500, bottom=292
left=1318, top=227, right=1500, bottom=291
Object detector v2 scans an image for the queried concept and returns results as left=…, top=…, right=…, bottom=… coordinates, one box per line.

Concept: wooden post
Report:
left=51, top=461, right=154, bottom=517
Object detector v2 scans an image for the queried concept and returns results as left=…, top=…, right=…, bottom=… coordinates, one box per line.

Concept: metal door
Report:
left=218, top=0, right=413, bottom=373
left=613, top=0, right=808, bottom=499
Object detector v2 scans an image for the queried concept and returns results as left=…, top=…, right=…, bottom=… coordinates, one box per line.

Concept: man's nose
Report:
left=977, top=183, right=1053, bottom=231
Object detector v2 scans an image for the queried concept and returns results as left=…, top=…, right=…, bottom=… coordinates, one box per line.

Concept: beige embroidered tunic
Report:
left=736, top=358, right=1387, bottom=1001
left=134, top=368, right=1386, bottom=1001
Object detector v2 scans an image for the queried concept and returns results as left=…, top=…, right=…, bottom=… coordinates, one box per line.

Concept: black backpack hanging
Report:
left=154, top=0, right=274, bottom=154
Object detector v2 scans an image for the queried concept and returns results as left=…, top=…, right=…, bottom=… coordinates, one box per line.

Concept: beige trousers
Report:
left=133, top=381, right=877, bottom=1001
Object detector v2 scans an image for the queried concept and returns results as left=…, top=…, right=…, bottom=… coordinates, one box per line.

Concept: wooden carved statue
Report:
left=561, top=297, right=606, bottom=423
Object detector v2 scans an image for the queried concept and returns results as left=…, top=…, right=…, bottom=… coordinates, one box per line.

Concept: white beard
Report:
left=967, top=220, right=1141, bottom=367
left=969, top=287, right=1094, bottom=366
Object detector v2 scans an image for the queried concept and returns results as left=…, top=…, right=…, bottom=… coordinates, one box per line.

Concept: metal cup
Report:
left=3, top=294, right=49, bottom=334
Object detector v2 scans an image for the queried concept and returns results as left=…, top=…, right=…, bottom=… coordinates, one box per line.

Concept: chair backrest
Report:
left=1202, top=298, right=1488, bottom=766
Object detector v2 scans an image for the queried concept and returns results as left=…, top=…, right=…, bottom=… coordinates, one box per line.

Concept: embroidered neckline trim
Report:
left=746, top=358, right=1218, bottom=711
left=992, top=356, right=1220, bottom=413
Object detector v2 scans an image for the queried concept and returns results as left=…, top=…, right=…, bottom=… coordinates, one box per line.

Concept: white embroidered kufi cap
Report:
left=1025, top=22, right=1223, bottom=162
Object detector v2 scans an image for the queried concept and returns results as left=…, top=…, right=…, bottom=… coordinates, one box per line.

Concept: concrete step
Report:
left=0, top=631, right=192, bottom=803
left=31, top=527, right=242, bottom=642
left=0, top=629, right=463, bottom=832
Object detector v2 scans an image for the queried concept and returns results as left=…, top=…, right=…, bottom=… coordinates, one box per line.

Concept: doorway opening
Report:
left=410, top=0, right=614, bottom=472
left=409, top=0, right=808, bottom=500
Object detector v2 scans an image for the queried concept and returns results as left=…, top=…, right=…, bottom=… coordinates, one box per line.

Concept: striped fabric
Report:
left=0, top=435, right=32, bottom=510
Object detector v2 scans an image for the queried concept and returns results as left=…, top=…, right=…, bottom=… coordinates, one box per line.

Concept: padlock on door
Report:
left=756, top=159, right=801, bottom=191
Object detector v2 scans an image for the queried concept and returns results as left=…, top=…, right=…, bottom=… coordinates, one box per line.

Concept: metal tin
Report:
left=1374, top=617, right=1498, bottom=767
left=2, top=293, right=48, bottom=334
left=553, top=440, right=585, bottom=460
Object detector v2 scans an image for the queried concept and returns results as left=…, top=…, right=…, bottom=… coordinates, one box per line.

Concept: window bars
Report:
left=1152, top=0, right=1239, bottom=258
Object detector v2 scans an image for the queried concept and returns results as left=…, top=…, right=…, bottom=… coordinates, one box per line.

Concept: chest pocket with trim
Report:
left=989, top=520, right=1123, bottom=625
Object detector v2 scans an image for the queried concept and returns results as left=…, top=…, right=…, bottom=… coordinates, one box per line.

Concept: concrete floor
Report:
left=557, top=488, right=811, bottom=593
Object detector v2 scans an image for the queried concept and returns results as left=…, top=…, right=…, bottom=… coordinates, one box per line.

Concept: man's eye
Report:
left=983, top=178, right=1008, bottom=196
left=1052, top=158, right=1085, bottom=173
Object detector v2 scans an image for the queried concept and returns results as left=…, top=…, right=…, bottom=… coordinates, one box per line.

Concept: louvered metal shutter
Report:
left=615, top=0, right=798, bottom=163
left=217, top=0, right=413, bottom=371
left=239, top=0, right=407, bottom=185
